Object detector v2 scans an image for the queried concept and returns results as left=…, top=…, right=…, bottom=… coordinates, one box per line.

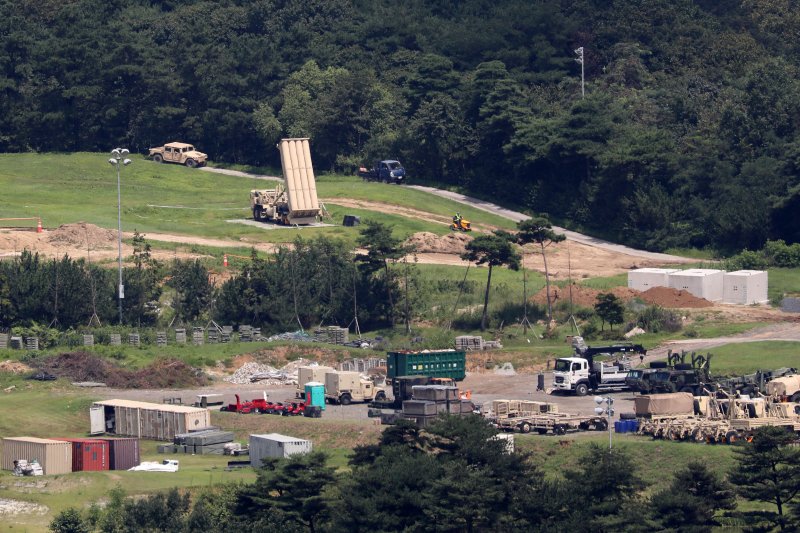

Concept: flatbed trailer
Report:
left=493, top=413, right=608, bottom=435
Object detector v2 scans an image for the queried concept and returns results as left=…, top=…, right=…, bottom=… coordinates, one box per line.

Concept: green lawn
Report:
left=705, top=341, right=800, bottom=375
left=0, top=153, right=514, bottom=250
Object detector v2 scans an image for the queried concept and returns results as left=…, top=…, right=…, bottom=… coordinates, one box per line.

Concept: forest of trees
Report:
left=2, top=1, right=800, bottom=253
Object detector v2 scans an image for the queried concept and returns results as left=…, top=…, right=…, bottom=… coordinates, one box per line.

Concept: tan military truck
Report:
left=766, top=374, right=800, bottom=403
left=296, top=365, right=335, bottom=399
left=148, top=141, right=208, bottom=168
left=324, top=370, right=387, bottom=405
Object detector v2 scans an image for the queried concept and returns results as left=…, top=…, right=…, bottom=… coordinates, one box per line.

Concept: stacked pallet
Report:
left=399, top=385, right=473, bottom=427
left=315, top=326, right=349, bottom=345
left=455, top=335, right=484, bottom=351
left=159, top=429, right=235, bottom=455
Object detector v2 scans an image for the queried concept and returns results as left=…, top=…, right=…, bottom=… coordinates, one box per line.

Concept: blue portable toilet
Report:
left=627, top=419, right=639, bottom=433
left=614, top=420, right=625, bottom=433
left=305, top=382, right=326, bottom=411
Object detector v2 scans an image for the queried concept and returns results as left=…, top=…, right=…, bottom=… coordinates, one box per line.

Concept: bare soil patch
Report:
left=32, top=352, right=207, bottom=388
left=531, top=284, right=713, bottom=309
left=405, top=231, right=472, bottom=254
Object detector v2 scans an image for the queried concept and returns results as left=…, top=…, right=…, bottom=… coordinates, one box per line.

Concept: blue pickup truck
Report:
left=358, top=160, right=406, bottom=184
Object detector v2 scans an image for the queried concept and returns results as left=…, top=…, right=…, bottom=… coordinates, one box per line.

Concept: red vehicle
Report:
left=282, top=402, right=306, bottom=416
left=221, top=394, right=310, bottom=416
left=221, top=394, right=272, bottom=414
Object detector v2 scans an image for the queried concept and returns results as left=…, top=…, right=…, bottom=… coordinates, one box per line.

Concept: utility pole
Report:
left=575, top=46, right=585, bottom=98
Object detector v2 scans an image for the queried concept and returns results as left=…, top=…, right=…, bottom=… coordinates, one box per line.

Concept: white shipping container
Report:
left=627, top=268, right=679, bottom=291
left=667, top=269, right=724, bottom=302
left=723, top=270, right=768, bottom=305
left=250, top=433, right=312, bottom=467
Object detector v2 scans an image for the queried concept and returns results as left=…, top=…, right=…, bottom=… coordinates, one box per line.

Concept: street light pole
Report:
left=594, top=395, right=614, bottom=450
left=575, top=46, right=585, bottom=98
left=108, top=148, right=132, bottom=325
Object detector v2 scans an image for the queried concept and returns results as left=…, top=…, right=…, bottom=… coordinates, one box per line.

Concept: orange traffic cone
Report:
left=36, top=218, right=43, bottom=233
left=223, top=254, right=228, bottom=267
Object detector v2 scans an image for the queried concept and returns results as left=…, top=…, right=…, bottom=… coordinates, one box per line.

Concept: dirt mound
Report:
left=531, top=284, right=640, bottom=308
left=531, top=284, right=712, bottom=309
left=0, top=360, right=32, bottom=374
left=33, top=352, right=207, bottom=388
left=639, top=286, right=713, bottom=308
left=405, top=232, right=472, bottom=254
left=48, top=222, right=116, bottom=248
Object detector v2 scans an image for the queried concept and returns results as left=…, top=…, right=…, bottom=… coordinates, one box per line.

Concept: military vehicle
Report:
left=148, top=142, right=208, bottom=168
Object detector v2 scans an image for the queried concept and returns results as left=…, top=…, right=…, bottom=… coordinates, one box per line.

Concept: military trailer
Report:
left=324, top=371, right=386, bottom=405
left=296, top=365, right=335, bottom=398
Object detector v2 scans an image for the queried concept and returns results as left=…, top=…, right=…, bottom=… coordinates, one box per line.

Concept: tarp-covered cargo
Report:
left=766, top=375, right=800, bottom=397
left=634, top=392, right=694, bottom=416
left=2, top=437, right=72, bottom=475
left=90, top=399, right=211, bottom=441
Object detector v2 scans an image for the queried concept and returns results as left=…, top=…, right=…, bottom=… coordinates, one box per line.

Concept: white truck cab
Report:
left=553, top=356, right=632, bottom=396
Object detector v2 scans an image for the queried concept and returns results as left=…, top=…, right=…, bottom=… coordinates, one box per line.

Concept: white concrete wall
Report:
left=627, top=268, right=679, bottom=291
left=723, top=270, right=768, bottom=304
left=668, top=269, right=724, bottom=301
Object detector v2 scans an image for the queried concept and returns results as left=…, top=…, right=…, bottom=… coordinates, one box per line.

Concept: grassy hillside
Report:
left=0, top=153, right=515, bottom=249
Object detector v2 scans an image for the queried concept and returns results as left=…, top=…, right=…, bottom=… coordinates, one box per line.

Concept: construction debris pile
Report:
left=223, top=360, right=311, bottom=385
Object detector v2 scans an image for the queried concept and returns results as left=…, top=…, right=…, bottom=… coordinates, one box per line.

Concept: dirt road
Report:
left=409, top=185, right=694, bottom=264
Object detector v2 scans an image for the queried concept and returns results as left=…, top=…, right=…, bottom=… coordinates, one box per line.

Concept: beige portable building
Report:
left=723, top=270, right=768, bottom=305
left=278, top=138, right=321, bottom=224
left=90, top=399, right=211, bottom=441
left=2, top=437, right=72, bottom=475
left=668, top=269, right=724, bottom=302
left=627, top=268, right=679, bottom=291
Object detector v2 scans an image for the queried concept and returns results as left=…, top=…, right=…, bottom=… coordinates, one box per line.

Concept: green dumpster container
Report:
left=386, top=350, right=466, bottom=381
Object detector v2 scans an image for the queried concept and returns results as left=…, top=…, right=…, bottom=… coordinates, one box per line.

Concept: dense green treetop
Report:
left=2, top=0, right=799, bottom=251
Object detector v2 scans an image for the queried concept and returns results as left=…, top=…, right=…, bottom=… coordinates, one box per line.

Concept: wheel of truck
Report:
left=574, top=383, right=589, bottom=397
left=790, top=392, right=800, bottom=403
left=153, top=154, right=163, bottom=163
left=220, top=406, right=228, bottom=412
left=519, top=422, right=531, bottom=434
left=595, top=419, right=608, bottom=431
left=375, top=391, right=387, bottom=402
left=554, top=425, right=567, bottom=436
left=339, top=394, right=352, bottom=406
left=185, top=158, right=197, bottom=168
left=253, top=408, right=262, bottom=414
left=725, top=430, right=740, bottom=444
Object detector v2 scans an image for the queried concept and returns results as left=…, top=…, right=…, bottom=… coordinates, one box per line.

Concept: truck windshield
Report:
left=388, top=162, right=402, bottom=169
left=627, top=370, right=642, bottom=379
left=554, top=360, right=571, bottom=372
